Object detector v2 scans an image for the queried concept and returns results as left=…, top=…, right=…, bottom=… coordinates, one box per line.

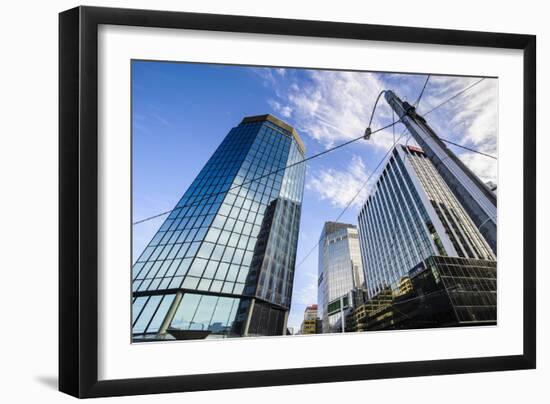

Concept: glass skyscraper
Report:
left=317, top=222, right=365, bottom=333
left=357, top=144, right=495, bottom=299
left=131, top=114, right=305, bottom=341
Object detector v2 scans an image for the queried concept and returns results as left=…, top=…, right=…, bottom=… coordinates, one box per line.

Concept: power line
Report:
left=133, top=119, right=403, bottom=225
left=295, top=77, right=493, bottom=280
left=134, top=76, right=490, bottom=227
left=295, top=129, right=409, bottom=269
left=421, top=77, right=486, bottom=116
left=413, top=75, right=430, bottom=108
left=439, top=137, right=497, bottom=160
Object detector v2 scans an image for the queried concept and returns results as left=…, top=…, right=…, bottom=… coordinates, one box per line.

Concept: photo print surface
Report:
left=130, top=60, right=498, bottom=343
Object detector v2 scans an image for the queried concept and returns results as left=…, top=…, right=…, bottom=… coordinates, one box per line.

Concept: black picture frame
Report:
left=59, top=5, right=536, bottom=398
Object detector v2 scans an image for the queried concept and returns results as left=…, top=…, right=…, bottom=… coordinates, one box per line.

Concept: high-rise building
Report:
left=317, top=222, right=365, bottom=333
left=131, top=114, right=306, bottom=341
left=358, top=144, right=495, bottom=299
left=300, top=304, right=320, bottom=334
left=385, top=91, right=497, bottom=254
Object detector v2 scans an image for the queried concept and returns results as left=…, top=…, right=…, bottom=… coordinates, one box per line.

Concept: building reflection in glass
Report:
left=131, top=114, right=305, bottom=341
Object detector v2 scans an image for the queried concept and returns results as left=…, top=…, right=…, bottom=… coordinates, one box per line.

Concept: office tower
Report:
left=300, top=304, right=320, bottom=334
left=132, top=114, right=306, bottom=341
left=357, top=144, right=495, bottom=300
left=385, top=90, right=497, bottom=254
left=317, top=222, right=365, bottom=333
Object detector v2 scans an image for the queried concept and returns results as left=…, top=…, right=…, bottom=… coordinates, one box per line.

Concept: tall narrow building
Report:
left=358, top=144, right=495, bottom=299
left=317, top=222, right=365, bottom=333
left=132, top=114, right=306, bottom=341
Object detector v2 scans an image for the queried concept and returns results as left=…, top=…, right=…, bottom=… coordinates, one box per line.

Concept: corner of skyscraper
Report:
left=131, top=114, right=306, bottom=341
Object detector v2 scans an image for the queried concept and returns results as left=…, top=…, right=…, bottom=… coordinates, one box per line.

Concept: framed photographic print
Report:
left=59, top=5, right=536, bottom=398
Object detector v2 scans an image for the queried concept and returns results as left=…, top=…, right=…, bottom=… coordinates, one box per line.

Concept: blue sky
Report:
left=132, top=60, right=498, bottom=332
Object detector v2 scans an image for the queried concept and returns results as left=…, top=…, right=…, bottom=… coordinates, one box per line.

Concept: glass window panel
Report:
left=159, top=277, right=171, bottom=289
left=219, top=204, right=231, bottom=216
left=225, top=218, right=236, bottom=231
left=197, top=242, right=215, bottom=259
left=182, top=276, right=199, bottom=289
left=209, top=297, right=238, bottom=330
left=147, top=278, right=161, bottom=290
left=169, top=276, right=183, bottom=289
left=222, top=247, right=235, bottom=263
left=176, top=230, right=190, bottom=243
left=226, top=265, right=240, bottom=282
left=194, top=227, right=208, bottom=241
left=210, top=280, right=223, bottom=293
left=190, top=295, right=218, bottom=330
left=203, top=261, right=219, bottom=278
left=237, top=236, right=249, bottom=250
left=197, top=278, right=212, bottom=291
left=132, top=296, right=148, bottom=325
left=175, top=258, right=192, bottom=276
left=133, top=295, right=161, bottom=333
left=212, top=215, right=226, bottom=229
left=233, top=221, right=245, bottom=234
left=242, top=251, right=254, bottom=266
left=222, top=282, right=235, bottom=294
left=228, top=233, right=239, bottom=247
left=146, top=294, right=176, bottom=333
left=210, top=244, right=225, bottom=261
left=218, top=231, right=231, bottom=245
left=170, top=293, right=201, bottom=330
left=215, top=263, right=229, bottom=280
left=205, top=228, right=221, bottom=243
left=236, top=268, right=248, bottom=283
left=165, top=258, right=182, bottom=277
left=185, top=242, right=201, bottom=257
left=188, top=258, right=208, bottom=277
left=232, top=249, right=244, bottom=265
left=137, top=279, right=152, bottom=291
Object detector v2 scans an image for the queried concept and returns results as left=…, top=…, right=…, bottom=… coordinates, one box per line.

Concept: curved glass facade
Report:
left=317, top=222, right=365, bottom=333
left=132, top=114, right=305, bottom=341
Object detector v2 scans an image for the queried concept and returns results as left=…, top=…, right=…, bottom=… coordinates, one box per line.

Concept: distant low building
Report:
left=300, top=304, right=321, bottom=334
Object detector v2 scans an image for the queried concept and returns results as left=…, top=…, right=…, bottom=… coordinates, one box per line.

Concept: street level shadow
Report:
left=36, top=375, right=58, bottom=390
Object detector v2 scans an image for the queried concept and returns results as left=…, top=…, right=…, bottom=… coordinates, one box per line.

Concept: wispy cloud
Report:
left=256, top=68, right=498, bottom=193
left=420, top=76, right=498, bottom=183
left=307, top=154, right=372, bottom=209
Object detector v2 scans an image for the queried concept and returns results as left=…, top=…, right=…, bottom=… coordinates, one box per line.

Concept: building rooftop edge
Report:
left=241, top=114, right=305, bottom=155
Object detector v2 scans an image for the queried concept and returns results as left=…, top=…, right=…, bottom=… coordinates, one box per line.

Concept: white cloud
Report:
left=259, top=69, right=499, bottom=195
left=280, top=70, right=400, bottom=150
left=458, top=152, right=497, bottom=184
left=307, top=154, right=372, bottom=209
left=421, top=77, right=498, bottom=155
left=268, top=99, right=293, bottom=118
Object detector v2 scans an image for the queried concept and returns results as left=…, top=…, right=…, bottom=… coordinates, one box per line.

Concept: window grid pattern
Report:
left=358, top=145, right=494, bottom=299
left=427, top=255, right=497, bottom=323
left=132, top=117, right=305, bottom=337
left=318, top=223, right=365, bottom=333
left=406, top=149, right=495, bottom=261
left=358, top=147, right=437, bottom=298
